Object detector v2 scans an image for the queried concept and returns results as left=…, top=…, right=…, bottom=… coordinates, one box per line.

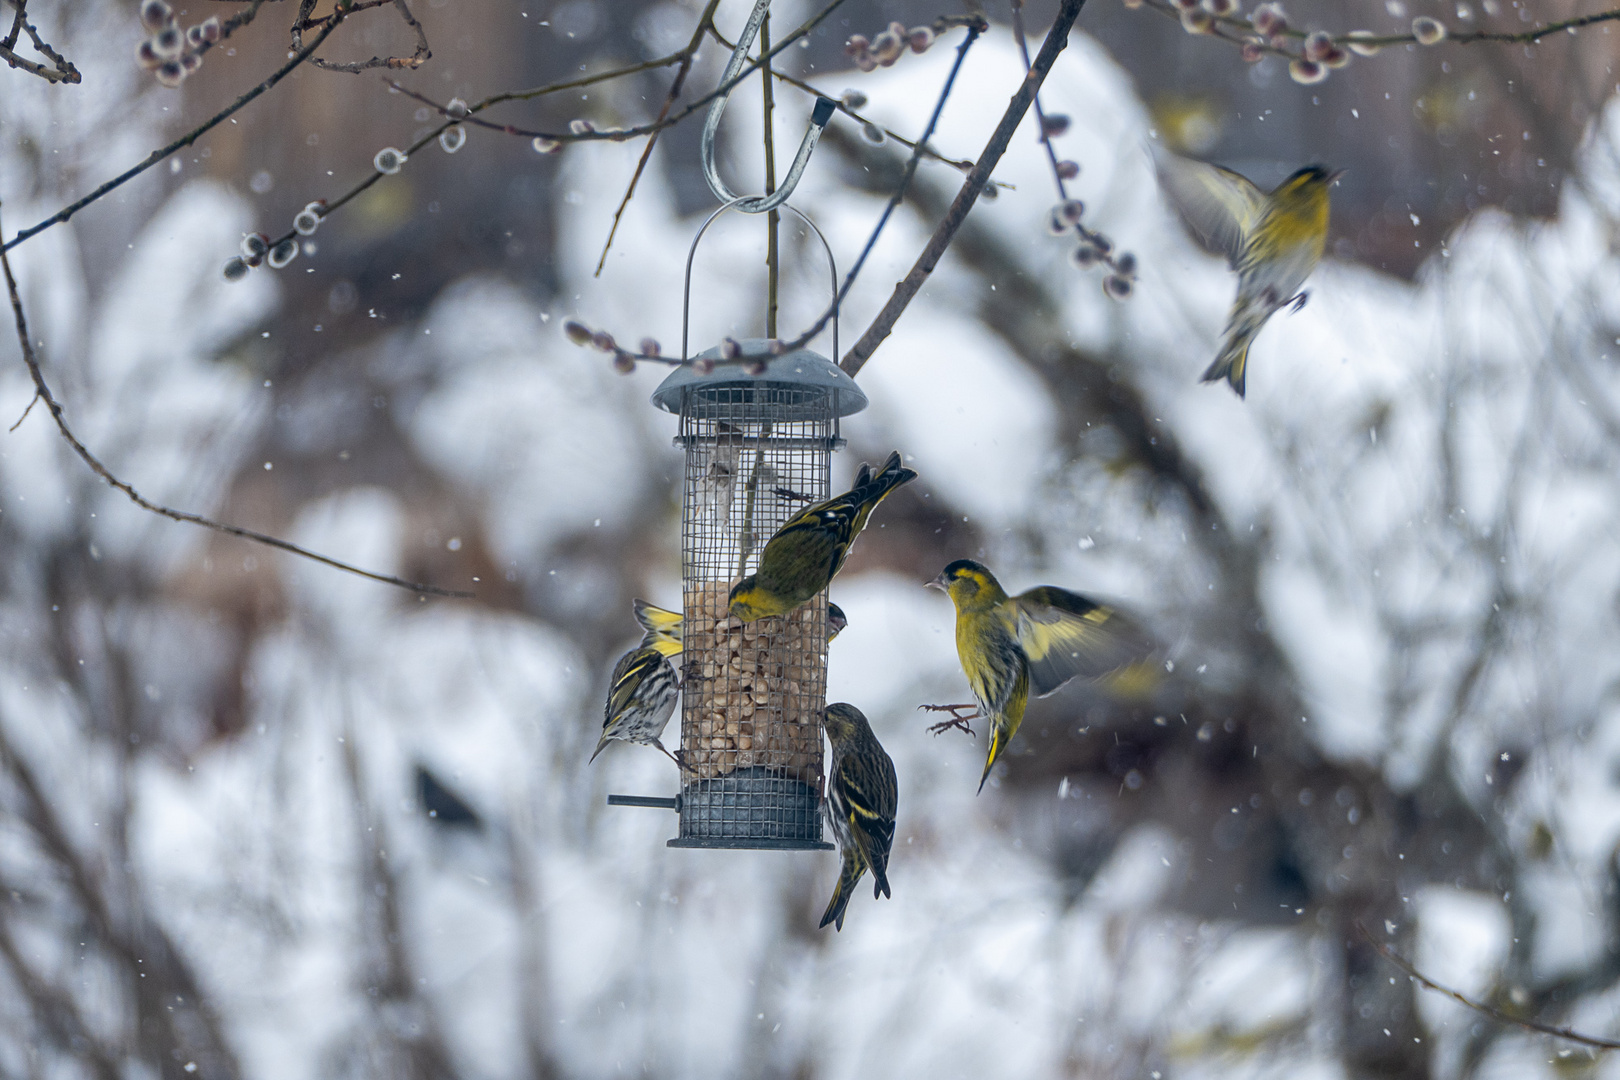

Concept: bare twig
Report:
left=593, top=0, right=723, bottom=276
left=841, top=0, right=1086, bottom=376
left=775, top=17, right=985, bottom=356
left=297, top=0, right=430, bottom=72
left=1358, top=922, right=1620, bottom=1052
left=3, top=1, right=352, bottom=252
left=0, top=0, right=79, bottom=83
left=0, top=205, right=470, bottom=599
left=1137, top=0, right=1620, bottom=67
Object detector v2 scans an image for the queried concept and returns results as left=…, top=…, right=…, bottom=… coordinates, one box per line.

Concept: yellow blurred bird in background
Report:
left=1153, top=147, right=1341, bottom=397
left=929, top=560, right=1159, bottom=793
left=729, top=451, right=917, bottom=622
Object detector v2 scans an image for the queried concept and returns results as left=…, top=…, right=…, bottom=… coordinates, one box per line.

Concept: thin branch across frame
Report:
left=0, top=205, right=470, bottom=599
left=2, top=0, right=360, bottom=252
left=1359, top=922, right=1620, bottom=1052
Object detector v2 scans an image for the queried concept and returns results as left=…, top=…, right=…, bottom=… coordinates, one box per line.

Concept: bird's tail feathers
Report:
left=1201, top=328, right=1253, bottom=398
left=978, top=723, right=1013, bottom=795
left=854, top=450, right=918, bottom=506
left=872, top=861, right=891, bottom=900
left=819, top=856, right=865, bottom=931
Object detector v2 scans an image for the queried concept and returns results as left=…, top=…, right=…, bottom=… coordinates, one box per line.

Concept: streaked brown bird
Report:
left=819, top=702, right=898, bottom=932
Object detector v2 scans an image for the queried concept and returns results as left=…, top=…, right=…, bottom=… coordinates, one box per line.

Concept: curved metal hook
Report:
left=701, top=0, right=836, bottom=215
left=682, top=198, right=839, bottom=362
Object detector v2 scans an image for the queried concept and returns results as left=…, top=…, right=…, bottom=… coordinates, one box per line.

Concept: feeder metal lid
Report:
left=650, top=339, right=868, bottom=417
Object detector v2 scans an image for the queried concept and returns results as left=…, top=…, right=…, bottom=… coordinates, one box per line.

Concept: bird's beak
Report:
left=1328, top=169, right=1347, bottom=185
left=924, top=573, right=946, bottom=591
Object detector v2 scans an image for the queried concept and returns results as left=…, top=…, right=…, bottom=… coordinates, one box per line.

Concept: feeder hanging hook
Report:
left=701, top=0, right=836, bottom=214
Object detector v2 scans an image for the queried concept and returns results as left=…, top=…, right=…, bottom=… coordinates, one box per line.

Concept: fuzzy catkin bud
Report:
left=1181, top=9, right=1215, bottom=33
left=1288, top=58, right=1327, bottom=84
left=563, top=320, right=593, bottom=346
left=1121, top=0, right=1145, bottom=9
left=532, top=137, right=560, bottom=154
left=439, top=125, right=466, bottom=154
left=181, top=52, right=201, bottom=73
left=1056, top=160, right=1080, bottom=180
left=267, top=239, right=299, bottom=269
left=1241, top=40, right=1265, bottom=61
left=569, top=119, right=594, bottom=135
left=1345, top=30, right=1381, bottom=55
left=1201, top=0, right=1236, bottom=14
left=692, top=357, right=716, bottom=375
left=1103, top=275, right=1133, bottom=300
left=719, top=337, right=741, bottom=360
left=639, top=338, right=662, bottom=357
left=591, top=331, right=617, bottom=353
left=742, top=358, right=767, bottom=376
left=1303, top=30, right=1334, bottom=60
left=153, top=24, right=183, bottom=58
left=136, top=39, right=162, bottom=69
left=844, top=34, right=870, bottom=55
left=186, top=24, right=205, bottom=47
left=1060, top=199, right=1086, bottom=224
left=908, top=26, right=935, bottom=52
left=241, top=233, right=270, bottom=259
left=1042, top=113, right=1072, bottom=137
left=1114, top=251, right=1138, bottom=276
left=613, top=353, right=636, bottom=374
left=871, top=30, right=903, bottom=66
left=222, top=257, right=250, bottom=282
left=1047, top=207, right=1072, bottom=236
left=445, top=98, right=469, bottom=119
left=373, top=147, right=406, bottom=174
left=1071, top=244, right=1100, bottom=268
left=199, top=17, right=221, bottom=43
left=293, top=209, right=321, bottom=236
left=140, top=0, right=173, bottom=32
left=1250, top=3, right=1287, bottom=36
left=1412, top=16, right=1446, bottom=44
left=861, top=122, right=886, bottom=145
left=766, top=339, right=787, bottom=355
left=840, top=89, right=868, bottom=110
left=1322, top=46, right=1350, bottom=68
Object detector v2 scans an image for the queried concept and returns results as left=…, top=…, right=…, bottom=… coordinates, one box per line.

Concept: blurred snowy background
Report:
left=5, top=1, right=1620, bottom=1078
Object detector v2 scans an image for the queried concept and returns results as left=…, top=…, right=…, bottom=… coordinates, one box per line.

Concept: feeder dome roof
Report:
left=651, top=339, right=868, bottom=417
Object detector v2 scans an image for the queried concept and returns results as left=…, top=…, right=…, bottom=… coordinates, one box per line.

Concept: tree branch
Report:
left=0, top=205, right=471, bottom=598
left=1359, top=922, right=1620, bottom=1052
left=841, top=0, right=1086, bottom=376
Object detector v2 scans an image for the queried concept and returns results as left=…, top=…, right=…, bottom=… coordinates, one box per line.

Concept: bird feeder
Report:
left=604, top=0, right=860, bottom=849
left=642, top=342, right=866, bottom=849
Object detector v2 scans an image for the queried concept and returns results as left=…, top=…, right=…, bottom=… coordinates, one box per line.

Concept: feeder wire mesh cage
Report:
left=647, top=342, right=867, bottom=849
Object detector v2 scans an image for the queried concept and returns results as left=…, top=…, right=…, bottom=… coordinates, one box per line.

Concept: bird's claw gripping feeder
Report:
left=607, top=0, right=861, bottom=850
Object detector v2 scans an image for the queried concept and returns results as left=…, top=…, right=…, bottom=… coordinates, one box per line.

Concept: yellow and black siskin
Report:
left=633, top=599, right=684, bottom=652
left=1153, top=147, right=1340, bottom=397
left=729, top=451, right=917, bottom=622
left=819, top=702, right=898, bottom=932
left=827, top=602, right=849, bottom=641
left=591, top=637, right=681, bottom=765
left=635, top=598, right=848, bottom=644
left=929, top=559, right=1158, bottom=793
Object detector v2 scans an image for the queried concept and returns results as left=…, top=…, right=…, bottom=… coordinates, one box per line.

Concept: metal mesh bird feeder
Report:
left=603, top=0, right=864, bottom=849
left=644, top=343, right=866, bottom=849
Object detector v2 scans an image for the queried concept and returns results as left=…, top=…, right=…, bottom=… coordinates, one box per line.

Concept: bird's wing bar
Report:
left=1152, top=147, right=1266, bottom=267
left=1012, top=586, right=1156, bottom=698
